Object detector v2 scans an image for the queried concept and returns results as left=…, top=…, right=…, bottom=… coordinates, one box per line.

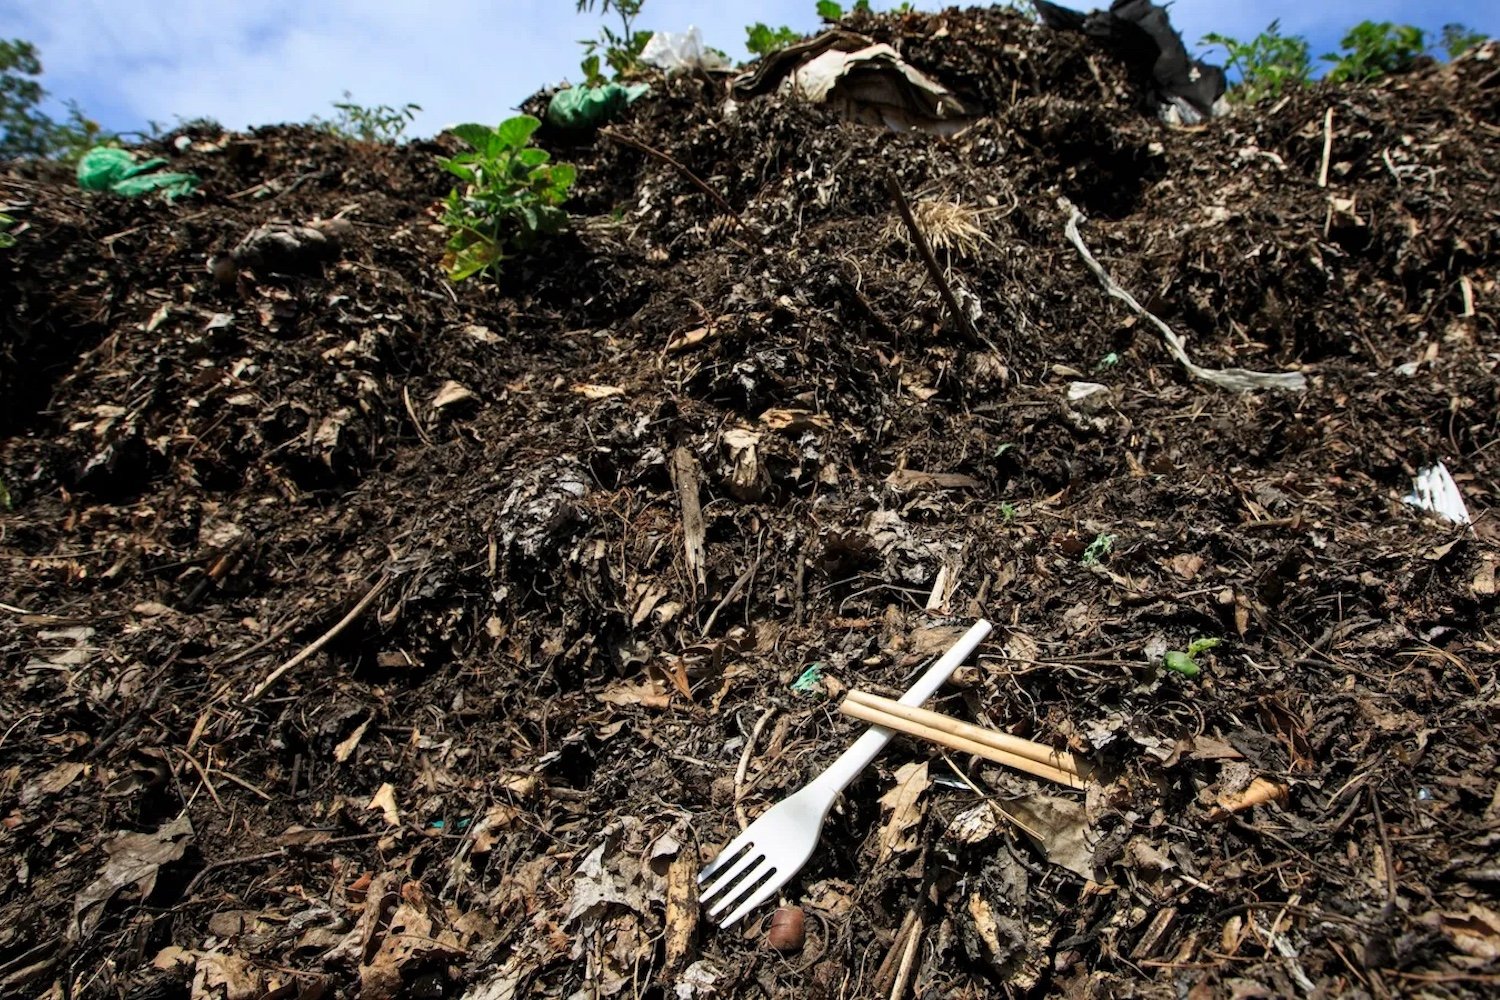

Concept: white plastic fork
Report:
left=698, top=619, right=994, bottom=927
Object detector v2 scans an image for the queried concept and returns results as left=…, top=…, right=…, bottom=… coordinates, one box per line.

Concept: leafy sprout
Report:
left=746, top=23, right=800, bottom=57
left=576, top=0, right=653, bottom=87
left=439, top=116, right=577, bottom=282
left=1200, top=21, right=1311, bottom=104
left=1081, top=533, right=1115, bottom=566
left=1322, top=21, right=1427, bottom=84
left=1163, top=638, right=1221, bottom=678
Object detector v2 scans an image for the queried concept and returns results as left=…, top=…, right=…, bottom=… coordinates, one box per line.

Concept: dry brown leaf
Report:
left=430, top=380, right=475, bottom=410
left=1168, top=553, right=1204, bottom=580
left=759, top=408, right=831, bottom=433
left=367, top=783, right=401, bottom=827
left=666, top=325, right=712, bottom=353
left=597, top=677, right=672, bottom=709
left=1005, top=793, right=1093, bottom=878
left=876, top=761, right=931, bottom=862
left=192, top=951, right=265, bottom=1000
left=71, top=813, right=194, bottom=941
left=470, top=804, right=520, bottom=855
left=1427, top=904, right=1500, bottom=961
left=885, top=468, right=983, bottom=492
left=333, top=717, right=370, bottom=763
left=572, top=382, right=624, bottom=399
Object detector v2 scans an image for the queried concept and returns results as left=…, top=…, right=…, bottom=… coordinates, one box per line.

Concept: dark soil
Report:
left=2, top=7, right=1497, bottom=999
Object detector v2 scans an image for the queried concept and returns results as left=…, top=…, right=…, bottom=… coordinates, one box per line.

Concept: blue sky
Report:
left=5, top=1, right=1495, bottom=138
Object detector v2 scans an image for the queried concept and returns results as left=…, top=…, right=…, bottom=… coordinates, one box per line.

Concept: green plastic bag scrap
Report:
left=545, top=83, right=650, bottom=130
left=791, top=662, right=824, bottom=695
left=77, top=147, right=199, bottom=199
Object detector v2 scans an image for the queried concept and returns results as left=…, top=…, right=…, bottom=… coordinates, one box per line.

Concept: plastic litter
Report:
left=1403, top=463, right=1471, bottom=526
left=545, top=83, right=651, bottom=130
left=791, top=662, right=824, bottom=694
left=1034, top=0, right=1227, bottom=125
left=640, top=27, right=729, bottom=74
left=733, top=30, right=975, bottom=136
left=77, top=147, right=200, bottom=200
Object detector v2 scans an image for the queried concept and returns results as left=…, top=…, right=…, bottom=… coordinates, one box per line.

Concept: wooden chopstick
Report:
left=840, top=691, right=1090, bottom=790
left=846, top=690, right=1089, bottom=775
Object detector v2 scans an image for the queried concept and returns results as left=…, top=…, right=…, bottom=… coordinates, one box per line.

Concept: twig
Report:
left=600, top=129, right=758, bottom=243
left=176, top=748, right=224, bottom=811
left=1318, top=108, right=1335, bottom=189
left=218, top=616, right=300, bottom=667
left=244, top=572, right=391, bottom=704
left=885, top=172, right=988, bottom=350
left=701, top=554, right=762, bottom=638
left=1369, top=786, right=1398, bottom=901
left=670, top=448, right=707, bottom=594
left=874, top=910, right=920, bottom=994
left=734, top=706, right=778, bottom=832
left=890, top=914, right=924, bottom=1000
left=1061, top=200, right=1307, bottom=392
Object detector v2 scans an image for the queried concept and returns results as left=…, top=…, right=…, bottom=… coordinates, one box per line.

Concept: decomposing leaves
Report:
left=877, top=761, right=931, bottom=862
left=71, top=813, right=194, bottom=941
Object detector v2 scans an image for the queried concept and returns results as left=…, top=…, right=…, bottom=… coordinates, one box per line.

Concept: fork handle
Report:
left=807, top=619, right=993, bottom=797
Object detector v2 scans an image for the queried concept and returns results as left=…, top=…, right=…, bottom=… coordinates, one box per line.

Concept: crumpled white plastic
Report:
left=1403, top=462, right=1472, bottom=526
left=640, top=27, right=728, bottom=73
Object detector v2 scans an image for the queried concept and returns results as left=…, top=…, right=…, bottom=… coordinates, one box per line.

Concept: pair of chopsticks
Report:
left=840, top=690, right=1090, bottom=790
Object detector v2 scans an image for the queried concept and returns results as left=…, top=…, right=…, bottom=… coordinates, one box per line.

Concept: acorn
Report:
left=767, top=906, right=805, bottom=952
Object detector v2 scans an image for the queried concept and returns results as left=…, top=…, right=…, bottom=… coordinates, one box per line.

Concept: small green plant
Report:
left=1441, top=23, right=1487, bottom=58
left=998, top=502, right=1017, bottom=524
left=1081, top=533, right=1115, bottom=566
left=746, top=23, right=800, bottom=56
left=577, top=0, right=652, bottom=87
left=816, top=0, right=871, bottom=20
left=1322, top=21, right=1426, bottom=84
left=1163, top=637, right=1221, bottom=678
left=0, top=212, right=15, bottom=248
left=1201, top=21, right=1312, bottom=104
left=439, top=116, right=576, bottom=282
left=316, top=91, right=420, bottom=143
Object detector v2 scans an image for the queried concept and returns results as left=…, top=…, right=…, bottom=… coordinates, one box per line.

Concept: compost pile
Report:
left=2, top=6, right=1498, bottom=998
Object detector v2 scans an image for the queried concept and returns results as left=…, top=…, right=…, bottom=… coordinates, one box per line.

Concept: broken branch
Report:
left=245, top=572, right=391, bottom=704
left=886, top=172, right=989, bottom=350
left=1061, top=200, right=1307, bottom=392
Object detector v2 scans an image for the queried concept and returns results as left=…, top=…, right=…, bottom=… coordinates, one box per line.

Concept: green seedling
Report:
left=999, top=501, right=1017, bottom=524
left=1081, top=533, right=1115, bottom=566
left=1201, top=21, right=1312, bottom=104
left=1164, top=637, right=1221, bottom=678
left=1322, top=21, right=1426, bottom=83
left=1441, top=24, right=1486, bottom=58
left=439, top=116, right=576, bottom=282
left=0, top=212, right=14, bottom=248
left=746, top=23, right=800, bottom=56
left=816, top=0, right=871, bottom=20
left=317, top=91, right=421, bottom=143
left=577, top=0, right=652, bottom=87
